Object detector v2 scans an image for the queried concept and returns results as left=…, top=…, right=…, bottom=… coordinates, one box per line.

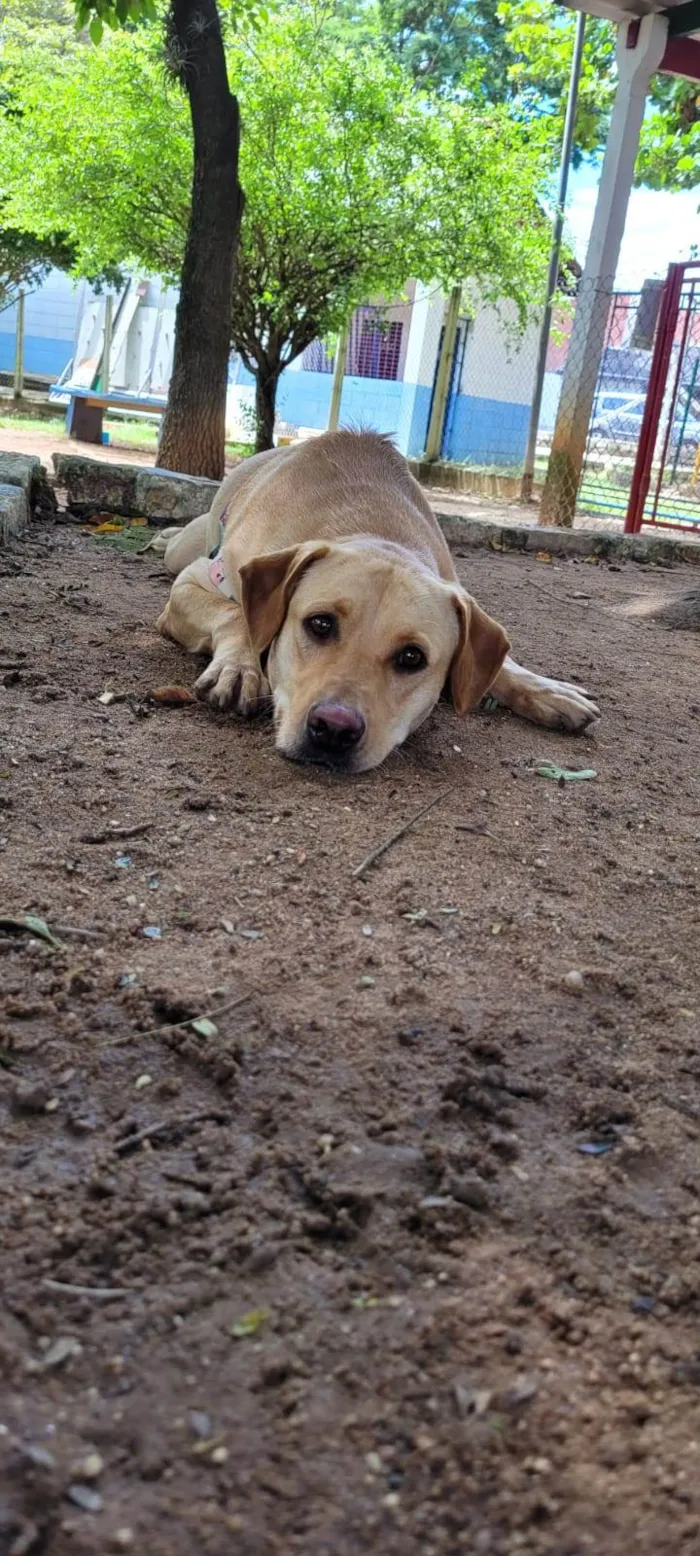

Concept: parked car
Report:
left=590, top=390, right=700, bottom=446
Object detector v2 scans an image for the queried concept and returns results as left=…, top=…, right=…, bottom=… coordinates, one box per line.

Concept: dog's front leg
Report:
left=488, top=656, right=599, bottom=732
left=156, top=559, right=268, bottom=714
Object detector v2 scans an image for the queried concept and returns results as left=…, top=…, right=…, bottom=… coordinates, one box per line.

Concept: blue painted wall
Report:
left=0, top=331, right=71, bottom=379
left=230, top=359, right=425, bottom=454
left=228, top=360, right=533, bottom=467
left=442, top=393, right=530, bottom=468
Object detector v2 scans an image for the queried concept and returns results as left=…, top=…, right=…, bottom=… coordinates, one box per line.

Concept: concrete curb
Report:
left=0, top=483, right=29, bottom=545
left=52, top=453, right=220, bottom=524
left=434, top=514, right=700, bottom=566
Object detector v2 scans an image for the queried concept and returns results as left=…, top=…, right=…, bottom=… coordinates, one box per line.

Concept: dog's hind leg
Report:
left=161, top=513, right=213, bottom=576
left=156, top=558, right=268, bottom=714
left=488, top=656, right=599, bottom=732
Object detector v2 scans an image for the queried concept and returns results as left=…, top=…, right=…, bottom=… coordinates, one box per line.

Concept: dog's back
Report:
left=219, top=431, right=456, bottom=583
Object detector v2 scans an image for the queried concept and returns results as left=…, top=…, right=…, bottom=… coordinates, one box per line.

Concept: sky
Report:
left=564, top=161, right=700, bottom=288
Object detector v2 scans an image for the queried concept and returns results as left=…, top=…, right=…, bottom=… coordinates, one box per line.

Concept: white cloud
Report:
left=564, top=179, right=700, bottom=288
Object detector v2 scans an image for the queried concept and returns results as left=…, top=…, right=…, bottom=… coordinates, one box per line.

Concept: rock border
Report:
left=435, top=513, right=700, bottom=567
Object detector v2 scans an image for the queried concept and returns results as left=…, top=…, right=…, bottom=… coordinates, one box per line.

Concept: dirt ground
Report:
left=1, top=519, right=700, bottom=1556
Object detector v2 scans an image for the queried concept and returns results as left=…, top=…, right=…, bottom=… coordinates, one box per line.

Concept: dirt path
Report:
left=0, top=425, right=156, bottom=470
left=1, top=525, right=700, bottom=1555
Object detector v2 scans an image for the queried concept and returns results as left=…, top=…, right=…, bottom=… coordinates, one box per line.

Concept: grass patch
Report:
left=0, top=410, right=252, bottom=461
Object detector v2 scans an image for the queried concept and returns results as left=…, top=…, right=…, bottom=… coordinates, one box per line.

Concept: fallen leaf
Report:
left=149, top=685, right=197, bottom=706
left=533, top=763, right=597, bottom=783
left=191, top=1017, right=218, bottom=1039
left=92, top=521, right=124, bottom=534
left=535, top=550, right=553, bottom=563
left=232, top=1307, right=269, bottom=1338
left=0, top=913, right=65, bottom=950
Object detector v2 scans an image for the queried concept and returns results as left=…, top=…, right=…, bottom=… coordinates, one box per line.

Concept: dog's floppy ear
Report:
left=240, top=542, right=330, bottom=653
left=449, top=590, right=510, bottom=715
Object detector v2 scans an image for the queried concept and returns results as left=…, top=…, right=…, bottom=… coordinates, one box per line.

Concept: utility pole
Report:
left=520, top=11, right=586, bottom=502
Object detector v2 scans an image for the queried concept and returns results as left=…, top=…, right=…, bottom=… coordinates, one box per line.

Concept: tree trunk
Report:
left=254, top=360, right=282, bottom=452
left=158, top=0, right=242, bottom=480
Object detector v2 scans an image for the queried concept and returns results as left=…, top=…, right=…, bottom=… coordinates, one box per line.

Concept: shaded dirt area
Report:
left=1, top=524, right=700, bottom=1556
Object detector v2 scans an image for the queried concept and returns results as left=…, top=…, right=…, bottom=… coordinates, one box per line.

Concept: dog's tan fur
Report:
left=156, top=431, right=598, bottom=771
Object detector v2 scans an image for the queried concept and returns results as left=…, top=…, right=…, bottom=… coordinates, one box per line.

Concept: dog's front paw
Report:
left=195, top=654, right=269, bottom=715
left=530, top=677, right=599, bottom=732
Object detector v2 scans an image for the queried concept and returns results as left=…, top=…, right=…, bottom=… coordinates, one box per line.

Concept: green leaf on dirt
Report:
left=231, top=1307, right=269, bottom=1338
left=532, top=763, right=597, bottom=783
left=191, top=1017, right=219, bottom=1039
left=0, top=913, right=65, bottom=950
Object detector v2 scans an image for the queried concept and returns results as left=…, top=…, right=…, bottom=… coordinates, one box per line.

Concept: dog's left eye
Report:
left=394, top=644, right=427, bottom=673
left=304, top=613, right=337, bottom=641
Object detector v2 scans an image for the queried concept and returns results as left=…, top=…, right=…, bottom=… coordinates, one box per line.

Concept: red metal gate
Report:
left=626, top=260, right=700, bottom=533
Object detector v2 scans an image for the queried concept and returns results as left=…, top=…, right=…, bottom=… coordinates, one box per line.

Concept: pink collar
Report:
left=209, top=552, right=236, bottom=600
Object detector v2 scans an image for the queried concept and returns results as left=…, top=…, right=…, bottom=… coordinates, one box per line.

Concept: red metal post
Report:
left=625, top=262, right=684, bottom=534
left=648, top=274, right=695, bottom=523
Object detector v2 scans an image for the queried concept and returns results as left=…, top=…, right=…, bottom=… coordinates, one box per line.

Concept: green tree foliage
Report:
left=0, top=5, right=551, bottom=446
left=340, top=0, right=700, bottom=187
left=0, top=0, right=81, bottom=304
left=499, top=0, right=700, bottom=187
left=637, top=76, right=700, bottom=190
left=335, top=0, right=512, bottom=98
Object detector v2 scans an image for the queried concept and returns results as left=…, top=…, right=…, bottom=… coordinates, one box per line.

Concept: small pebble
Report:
left=563, top=969, right=584, bottom=994
left=111, top=1531, right=135, bottom=1549
left=365, top=1451, right=383, bottom=1474
left=446, top=1173, right=492, bottom=1212
left=134, top=1074, right=152, bottom=1090
left=74, top=1452, right=104, bottom=1481
left=39, top=1336, right=82, bottom=1371
left=210, top=1445, right=229, bottom=1465
left=13, top=1081, right=51, bottom=1114
left=362, top=925, right=373, bottom=937
left=67, top=1484, right=103, bottom=1513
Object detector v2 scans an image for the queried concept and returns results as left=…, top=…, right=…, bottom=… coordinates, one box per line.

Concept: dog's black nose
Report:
left=307, top=701, right=365, bottom=752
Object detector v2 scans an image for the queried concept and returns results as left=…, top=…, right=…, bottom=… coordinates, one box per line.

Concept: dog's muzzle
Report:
left=288, top=700, right=366, bottom=770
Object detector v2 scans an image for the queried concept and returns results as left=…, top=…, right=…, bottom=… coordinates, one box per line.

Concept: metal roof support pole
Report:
left=521, top=10, right=586, bottom=504
left=539, top=11, right=668, bottom=526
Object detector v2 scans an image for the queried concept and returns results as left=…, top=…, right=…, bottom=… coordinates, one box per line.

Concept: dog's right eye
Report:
left=304, top=613, right=337, bottom=641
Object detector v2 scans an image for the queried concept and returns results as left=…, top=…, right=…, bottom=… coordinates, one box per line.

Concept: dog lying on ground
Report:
left=156, top=430, right=598, bottom=772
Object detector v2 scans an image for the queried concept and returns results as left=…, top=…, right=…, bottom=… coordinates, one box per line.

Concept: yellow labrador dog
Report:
left=156, top=431, right=598, bottom=772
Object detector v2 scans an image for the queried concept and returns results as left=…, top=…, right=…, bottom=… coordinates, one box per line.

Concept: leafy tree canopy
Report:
left=335, top=0, right=700, bottom=187
left=0, top=1, right=552, bottom=345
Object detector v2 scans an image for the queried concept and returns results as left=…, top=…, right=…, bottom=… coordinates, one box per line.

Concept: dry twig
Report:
left=352, top=788, right=452, bottom=880
left=42, top=1279, right=130, bottom=1300
left=114, top=1109, right=230, bottom=1157
left=78, top=822, right=154, bottom=844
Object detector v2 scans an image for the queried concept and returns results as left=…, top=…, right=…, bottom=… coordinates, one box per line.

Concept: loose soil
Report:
left=1, top=523, right=700, bottom=1556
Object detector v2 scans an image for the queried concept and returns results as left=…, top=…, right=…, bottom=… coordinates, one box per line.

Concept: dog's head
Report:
left=240, top=538, right=509, bottom=772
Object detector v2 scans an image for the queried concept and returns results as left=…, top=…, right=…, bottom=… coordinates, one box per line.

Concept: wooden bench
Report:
left=50, top=384, right=167, bottom=445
